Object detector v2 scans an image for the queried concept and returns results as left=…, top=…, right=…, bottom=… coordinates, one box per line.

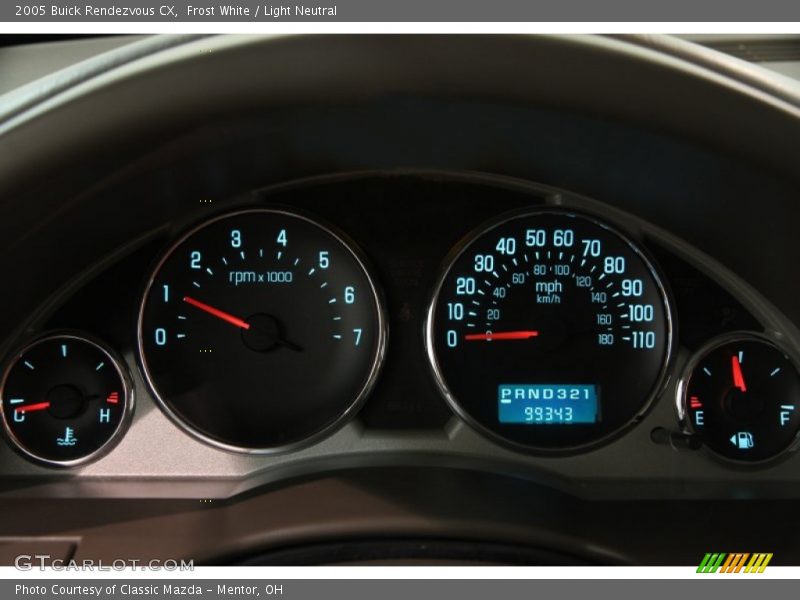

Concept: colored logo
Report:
left=697, top=553, right=772, bottom=573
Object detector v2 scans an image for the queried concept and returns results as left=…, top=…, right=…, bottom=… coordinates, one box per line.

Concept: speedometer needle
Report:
left=732, top=355, right=747, bottom=392
left=465, top=330, right=539, bottom=341
left=183, top=296, right=251, bottom=330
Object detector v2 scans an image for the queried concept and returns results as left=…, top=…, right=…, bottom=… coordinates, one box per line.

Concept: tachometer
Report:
left=426, top=210, right=672, bottom=451
left=138, top=209, right=386, bottom=453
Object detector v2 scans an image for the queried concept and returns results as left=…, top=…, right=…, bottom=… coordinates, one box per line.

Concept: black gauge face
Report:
left=138, top=209, right=385, bottom=452
left=427, top=210, right=672, bottom=451
left=0, top=334, right=132, bottom=467
left=681, top=335, right=800, bottom=462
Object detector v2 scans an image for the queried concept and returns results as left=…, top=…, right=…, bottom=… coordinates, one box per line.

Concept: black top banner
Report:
left=3, top=0, right=800, bottom=22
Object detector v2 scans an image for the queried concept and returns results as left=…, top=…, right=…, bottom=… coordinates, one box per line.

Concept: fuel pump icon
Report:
left=730, top=431, right=754, bottom=450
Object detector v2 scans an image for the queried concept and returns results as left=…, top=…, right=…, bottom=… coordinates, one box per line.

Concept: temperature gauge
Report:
left=0, top=333, right=133, bottom=467
left=678, top=333, right=800, bottom=463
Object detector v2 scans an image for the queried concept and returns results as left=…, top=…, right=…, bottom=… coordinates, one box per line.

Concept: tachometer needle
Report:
left=18, top=401, right=50, bottom=413
left=732, top=355, right=747, bottom=392
left=183, top=296, right=251, bottom=330
left=465, top=330, right=539, bottom=341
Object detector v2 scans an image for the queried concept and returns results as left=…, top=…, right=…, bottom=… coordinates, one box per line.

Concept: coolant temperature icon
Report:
left=56, top=427, right=77, bottom=447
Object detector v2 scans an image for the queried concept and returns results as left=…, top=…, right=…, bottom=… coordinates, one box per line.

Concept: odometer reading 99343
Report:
left=426, top=210, right=672, bottom=451
left=138, top=209, right=386, bottom=453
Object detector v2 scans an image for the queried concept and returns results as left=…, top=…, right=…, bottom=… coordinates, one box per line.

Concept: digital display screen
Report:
left=498, top=384, right=600, bottom=425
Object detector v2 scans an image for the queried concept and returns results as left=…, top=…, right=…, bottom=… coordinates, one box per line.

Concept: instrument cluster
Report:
left=1, top=173, right=799, bottom=473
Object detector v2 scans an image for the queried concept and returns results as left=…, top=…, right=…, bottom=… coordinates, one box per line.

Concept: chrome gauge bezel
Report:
left=136, top=207, right=388, bottom=455
left=424, top=207, right=675, bottom=454
left=0, top=331, right=135, bottom=469
left=676, top=330, right=800, bottom=466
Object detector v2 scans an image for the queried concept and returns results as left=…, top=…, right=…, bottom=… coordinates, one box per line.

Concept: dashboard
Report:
left=0, top=34, right=799, bottom=566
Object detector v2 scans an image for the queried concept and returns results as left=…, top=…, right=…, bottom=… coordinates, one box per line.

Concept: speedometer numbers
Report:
left=138, top=209, right=386, bottom=453
left=426, top=210, right=672, bottom=452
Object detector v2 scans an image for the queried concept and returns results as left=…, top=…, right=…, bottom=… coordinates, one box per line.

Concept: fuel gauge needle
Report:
left=465, top=330, right=539, bottom=341
left=732, top=355, right=747, bottom=392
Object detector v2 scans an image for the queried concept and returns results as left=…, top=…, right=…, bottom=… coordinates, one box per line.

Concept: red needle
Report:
left=465, top=330, right=539, bottom=341
left=18, top=401, right=50, bottom=413
left=183, top=296, right=251, bottom=330
left=732, top=355, right=747, bottom=392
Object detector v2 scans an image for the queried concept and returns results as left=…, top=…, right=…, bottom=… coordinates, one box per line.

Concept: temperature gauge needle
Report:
left=18, top=401, right=50, bottom=413
left=465, top=330, right=539, bottom=341
left=732, top=355, right=747, bottom=392
left=183, top=296, right=251, bottom=330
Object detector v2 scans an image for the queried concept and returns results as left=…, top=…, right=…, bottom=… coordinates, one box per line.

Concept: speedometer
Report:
left=426, top=210, right=673, bottom=452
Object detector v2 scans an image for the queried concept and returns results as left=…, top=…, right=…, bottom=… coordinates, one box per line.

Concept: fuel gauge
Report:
left=678, top=333, right=800, bottom=463
left=0, top=333, right=133, bottom=467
